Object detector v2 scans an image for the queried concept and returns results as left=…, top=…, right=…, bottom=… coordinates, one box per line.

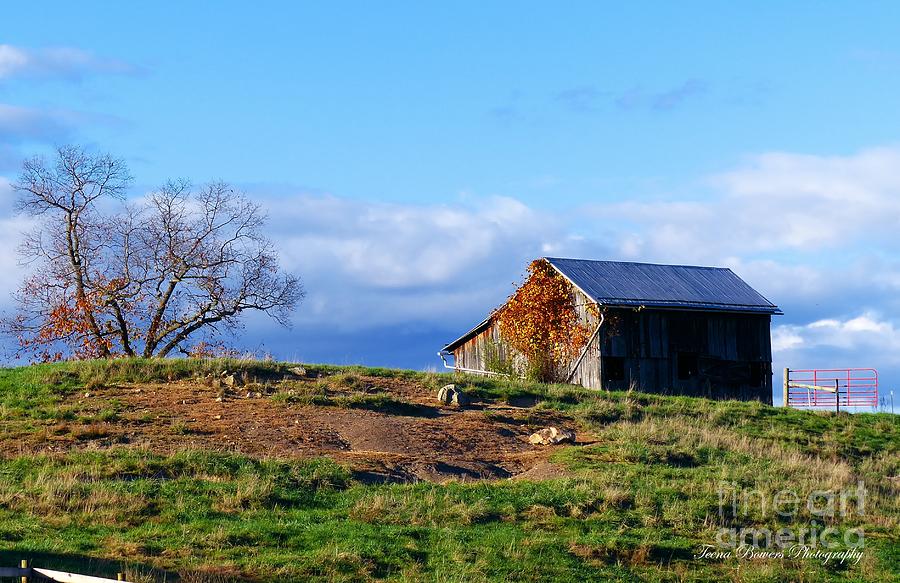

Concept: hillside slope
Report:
left=0, top=359, right=896, bottom=582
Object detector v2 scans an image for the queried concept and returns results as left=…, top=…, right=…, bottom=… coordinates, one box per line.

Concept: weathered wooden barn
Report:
left=440, top=258, right=781, bottom=403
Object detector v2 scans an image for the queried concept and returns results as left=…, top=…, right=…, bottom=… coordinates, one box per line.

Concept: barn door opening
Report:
left=677, top=352, right=699, bottom=380
left=602, top=356, right=626, bottom=382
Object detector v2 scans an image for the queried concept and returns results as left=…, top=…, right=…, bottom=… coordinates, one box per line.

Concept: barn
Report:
left=440, top=258, right=781, bottom=403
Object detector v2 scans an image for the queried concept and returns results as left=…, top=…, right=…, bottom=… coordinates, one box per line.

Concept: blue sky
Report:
left=2, top=2, right=900, bottom=407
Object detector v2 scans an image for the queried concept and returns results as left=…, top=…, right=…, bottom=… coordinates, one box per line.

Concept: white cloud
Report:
left=268, top=194, right=551, bottom=287
left=719, top=258, right=825, bottom=302
left=773, top=312, right=900, bottom=367
left=256, top=192, right=605, bottom=331
left=711, top=147, right=900, bottom=249
left=785, top=313, right=899, bottom=349
left=0, top=178, right=36, bottom=301
left=589, top=146, right=900, bottom=262
left=771, top=327, right=804, bottom=352
left=0, top=44, right=134, bottom=82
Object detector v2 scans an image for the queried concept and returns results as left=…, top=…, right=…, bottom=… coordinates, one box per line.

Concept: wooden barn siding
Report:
left=454, top=321, right=501, bottom=371
left=451, top=298, right=773, bottom=403
left=600, top=309, right=773, bottom=403
left=566, top=288, right=602, bottom=389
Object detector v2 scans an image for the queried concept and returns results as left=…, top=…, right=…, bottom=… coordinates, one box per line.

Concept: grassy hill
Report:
left=0, top=358, right=896, bottom=582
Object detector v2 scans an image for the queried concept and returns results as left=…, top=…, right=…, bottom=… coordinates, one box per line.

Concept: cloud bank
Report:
left=0, top=44, right=135, bottom=82
left=262, top=193, right=605, bottom=331
left=589, top=146, right=900, bottom=259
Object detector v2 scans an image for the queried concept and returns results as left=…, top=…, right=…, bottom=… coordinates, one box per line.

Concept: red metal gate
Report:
left=784, top=368, right=878, bottom=409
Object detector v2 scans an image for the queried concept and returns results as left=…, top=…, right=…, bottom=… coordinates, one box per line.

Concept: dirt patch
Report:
left=12, top=374, right=587, bottom=482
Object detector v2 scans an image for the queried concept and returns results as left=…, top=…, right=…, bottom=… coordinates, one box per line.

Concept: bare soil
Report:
left=19, top=374, right=592, bottom=482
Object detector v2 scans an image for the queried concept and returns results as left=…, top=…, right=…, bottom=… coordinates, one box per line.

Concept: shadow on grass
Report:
left=573, top=542, right=696, bottom=566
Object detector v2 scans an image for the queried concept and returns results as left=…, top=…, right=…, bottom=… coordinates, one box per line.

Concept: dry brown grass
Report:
left=610, top=417, right=857, bottom=490
left=213, top=474, right=276, bottom=513
left=350, top=488, right=492, bottom=526
left=7, top=468, right=150, bottom=527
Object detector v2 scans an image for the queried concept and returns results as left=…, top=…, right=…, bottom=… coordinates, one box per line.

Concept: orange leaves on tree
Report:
left=17, top=274, right=121, bottom=362
left=495, top=259, right=593, bottom=381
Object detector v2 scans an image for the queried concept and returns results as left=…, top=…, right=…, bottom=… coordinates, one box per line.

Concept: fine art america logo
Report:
left=694, top=481, right=867, bottom=565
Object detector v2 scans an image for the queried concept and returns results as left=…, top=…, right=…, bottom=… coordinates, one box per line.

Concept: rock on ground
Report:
left=528, top=427, right=576, bottom=445
left=437, top=384, right=469, bottom=407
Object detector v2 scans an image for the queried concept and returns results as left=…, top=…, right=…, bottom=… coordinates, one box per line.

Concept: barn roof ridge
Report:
left=543, top=256, right=734, bottom=271
left=544, top=257, right=781, bottom=315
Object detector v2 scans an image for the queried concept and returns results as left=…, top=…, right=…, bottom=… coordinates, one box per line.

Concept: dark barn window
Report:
left=749, top=362, right=763, bottom=387
left=677, top=352, right=699, bottom=380
left=603, top=357, right=626, bottom=381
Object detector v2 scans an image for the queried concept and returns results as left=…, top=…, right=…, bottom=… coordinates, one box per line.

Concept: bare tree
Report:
left=6, top=145, right=303, bottom=360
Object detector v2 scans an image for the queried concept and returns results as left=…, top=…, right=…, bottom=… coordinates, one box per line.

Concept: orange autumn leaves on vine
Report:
left=495, top=259, right=595, bottom=381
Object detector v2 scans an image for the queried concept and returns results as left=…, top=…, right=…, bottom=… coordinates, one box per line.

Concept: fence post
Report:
left=835, top=379, right=840, bottom=414
left=20, top=559, right=28, bottom=583
left=117, top=573, right=124, bottom=581
left=783, top=368, right=789, bottom=407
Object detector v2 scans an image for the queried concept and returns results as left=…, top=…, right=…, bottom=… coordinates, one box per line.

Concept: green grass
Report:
left=459, top=373, right=899, bottom=467
left=0, top=358, right=896, bottom=582
left=1, top=446, right=895, bottom=582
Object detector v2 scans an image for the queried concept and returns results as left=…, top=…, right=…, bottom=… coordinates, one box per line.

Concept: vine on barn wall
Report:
left=483, top=340, right=518, bottom=377
left=494, top=259, right=598, bottom=382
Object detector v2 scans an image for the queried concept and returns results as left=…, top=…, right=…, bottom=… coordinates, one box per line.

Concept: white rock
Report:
left=437, top=384, right=468, bottom=407
left=528, top=427, right=576, bottom=446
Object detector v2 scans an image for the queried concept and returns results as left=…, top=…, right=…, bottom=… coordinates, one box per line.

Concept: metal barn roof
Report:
left=545, top=257, right=781, bottom=314
left=442, top=258, right=780, bottom=352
